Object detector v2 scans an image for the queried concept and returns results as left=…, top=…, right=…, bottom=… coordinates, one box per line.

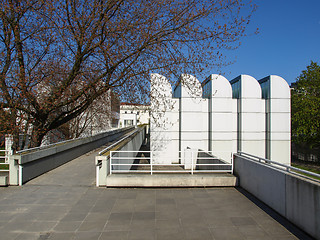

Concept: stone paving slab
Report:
left=0, top=147, right=313, bottom=240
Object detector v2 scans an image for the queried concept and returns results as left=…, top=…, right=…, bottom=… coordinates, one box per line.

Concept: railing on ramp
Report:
left=109, top=150, right=233, bottom=175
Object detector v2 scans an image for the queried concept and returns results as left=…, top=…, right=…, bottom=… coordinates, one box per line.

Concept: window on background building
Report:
left=124, top=120, right=134, bottom=127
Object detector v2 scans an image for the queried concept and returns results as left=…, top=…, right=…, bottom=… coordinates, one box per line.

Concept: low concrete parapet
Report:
left=0, top=175, right=8, bottom=186
left=96, top=126, right=146, bottom=187
left=9, top=127, right=134, bottom=185
left=105, top=173, right=237, bottom=187
left=234, top=153, right=320, bottom=239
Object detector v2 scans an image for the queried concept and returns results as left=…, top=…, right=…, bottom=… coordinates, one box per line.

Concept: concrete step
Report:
left=106, top=173, right=238, bottom=187
left=0, top=175, right=8, bottom=186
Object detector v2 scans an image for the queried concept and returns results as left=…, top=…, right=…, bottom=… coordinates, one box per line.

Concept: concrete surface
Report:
left=234, top=154, right=320, bottom=239
left=106, top=173, right=237, bottom=187
left=0, top=174, right=8, bottom=186
left=10, top=127, right=134, bottom=185
left=0, top=147, right=311, bottom=240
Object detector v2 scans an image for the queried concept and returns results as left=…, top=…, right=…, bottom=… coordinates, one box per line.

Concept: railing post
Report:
left=150, top=152, right=153, bottom=175
left=231, top=152, right=234, bottom=174
left=110, top=151, right=113, bottom=175
left=191, top=151, right=194, bottom=175
left=96, top=163, right=100, bottom=187
left=19, top=165, right=23, bottom=186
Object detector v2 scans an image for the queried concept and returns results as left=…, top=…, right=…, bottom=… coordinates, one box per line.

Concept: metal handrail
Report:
left=237, top=152, right=320, bottom=179
left=0, top=149, right=10, bottom=163
left=98, top=128, right=141, bottom=155
left=17, top=127, right=131, bottom=154
left=109, top=150, right=233, bottom=175
left=0, top=150, right=9, bottom=172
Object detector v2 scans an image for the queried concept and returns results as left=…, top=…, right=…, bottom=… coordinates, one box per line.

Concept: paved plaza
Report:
left=0, top=147, right=312, bottom=240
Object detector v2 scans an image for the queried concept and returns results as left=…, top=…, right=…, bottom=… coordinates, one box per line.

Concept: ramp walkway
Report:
left=0, top=146, right=312, bottom=240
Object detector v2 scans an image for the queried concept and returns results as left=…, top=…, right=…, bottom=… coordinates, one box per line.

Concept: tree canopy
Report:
left=0, top=0, right=256, bottom=149
left=291, top=61, right=320, bottom=148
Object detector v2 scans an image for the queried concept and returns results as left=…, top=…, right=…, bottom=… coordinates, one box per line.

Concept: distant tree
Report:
left=0, top=0, right=256, bottom=150
left=291, top=61, right=320, bottom=148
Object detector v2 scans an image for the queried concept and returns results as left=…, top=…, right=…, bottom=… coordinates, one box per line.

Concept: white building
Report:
left=119, top=103, right=150, bottom=128
left=150, top=73, right=291, bottom=166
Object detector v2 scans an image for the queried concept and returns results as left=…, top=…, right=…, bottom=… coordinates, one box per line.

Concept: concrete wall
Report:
left=111, top=127, right=145, bottom=172
left=204, top=74, right=237, bottom=161
left=95, top=126, right=146, bottom=187
left=230, top=75, right=266, bottom=158
left=150, top=73, right=180, bottom=164
left=234, top=154, right=320, bottom=239
left=259, top=75, right=291, bottom=165
left=174, top=74, right=208, bottom=164
left=9, top=127, right=134, bottom=185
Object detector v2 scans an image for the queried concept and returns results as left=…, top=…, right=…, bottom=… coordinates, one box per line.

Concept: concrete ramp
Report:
left=106, top=173, right=237, bottom=187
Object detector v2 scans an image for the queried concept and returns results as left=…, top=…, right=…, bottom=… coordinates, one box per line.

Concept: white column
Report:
left=259, top=75, right=291, bottom=165
left=150, top=73, right=179, bottom=164
left=205, top=74, right=237, bottom=162
left=231, top=75, right=266, bottom=158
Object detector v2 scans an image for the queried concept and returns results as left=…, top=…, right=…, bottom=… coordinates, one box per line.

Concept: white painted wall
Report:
left=174, top=74, right=208, bottom=164
left=150, top=74, right=179, bottom=164
left=206, top=74, right=237, bottom=162
left=259, top=75, right=291, bottom=165
left=231, top=75, right=266, bottom=159
left=150, top=73, right=291, bottom=166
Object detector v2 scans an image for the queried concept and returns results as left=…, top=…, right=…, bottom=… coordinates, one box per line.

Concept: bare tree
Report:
left=0, top=0, right=256, bottom=150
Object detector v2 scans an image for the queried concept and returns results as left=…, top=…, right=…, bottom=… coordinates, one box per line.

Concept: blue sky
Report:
left=219, top=0, right=320, bottom=85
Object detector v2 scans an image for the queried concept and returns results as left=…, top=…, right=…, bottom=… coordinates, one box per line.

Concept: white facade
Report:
left=119, top=104, right=150, bottom=128
left=150, top=73, right=291, bottom=166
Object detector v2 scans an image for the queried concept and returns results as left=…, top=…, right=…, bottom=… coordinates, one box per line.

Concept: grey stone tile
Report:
left=134, top=202, right=154, bottom=212
left=130, top=219, right=155, bottom=230
left=74, top=231, right=101, bottom=240
left=104, top=219, right=131, bottom=231
left=23, top=221, right=57, bottom=232
left=155, top=190, right=173, bottom=199
left=84, top=212, right=109, bottom=222
left=78, top=220, right=106, bottom=232
left=230, top=216, right=257, bottom=226
left=108, top=212, right=132, bottom=221
left=61, top=212, right=88, bottom=222
left=99, top=231, right=129, bottom=240
left=53, top=221, right=82, bottom=232
left=180, top=218, right=208, bottom=228
left=155, top=210, right=179, bottom=220
left=0, top=146, right=307, bottom=240
left=260, top=220, right=298, bottom=237
left=119, top=191, right=137, bottom=199
left=155, top=219, right=181, bottom=229
left=205, top=217, right=234, bottom=228
left=14, top=232, right=42, bottom=240
left=178, top=208, right=204, bottom=220
left=112, top=199, right=135, bottom=212
left=128, top=229, right=155, bottom=240
left=210, top=226, right=246, bottom=240
left=156, top=198, right=175, bottom=205
left=2, top=220, right=34, bottom=232
left=1, top=232, right=20, bottom=240
left=184, top=227, right=214, bottom=240
left=47, top=232, right=75, bottom=240
left=132, top=211, right=155, bottom=220
left=155, top=227, right=186, bottom=240
left=238, top=225, right=270, bottom=238
left=155, top=204, right=177, bottom=213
